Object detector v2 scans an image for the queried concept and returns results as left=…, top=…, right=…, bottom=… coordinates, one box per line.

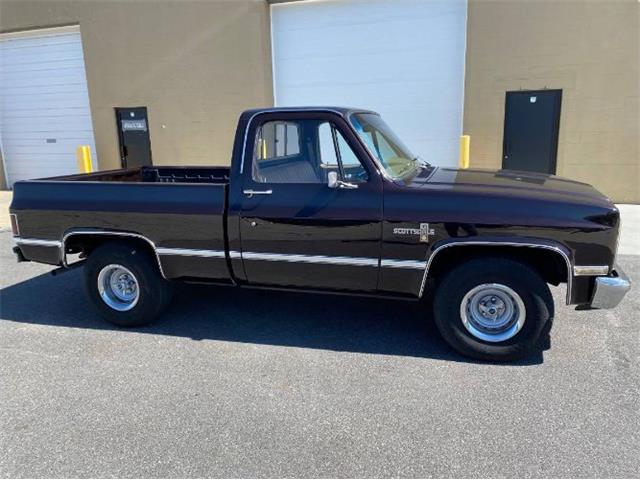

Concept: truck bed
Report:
left=43, top=166, right=230, bottom=184
left=11, top=165, right=231, bottom=281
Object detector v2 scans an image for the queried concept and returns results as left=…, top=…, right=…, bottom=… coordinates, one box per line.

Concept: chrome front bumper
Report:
left=590, top=264, right=631, bottom=309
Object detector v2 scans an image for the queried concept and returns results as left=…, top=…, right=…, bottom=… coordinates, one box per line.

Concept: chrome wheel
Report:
left=97, top=264, right=140, bottom=312
left=459, top=283, right=526, bottom=343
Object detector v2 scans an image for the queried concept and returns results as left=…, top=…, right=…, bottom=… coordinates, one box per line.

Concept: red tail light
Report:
left=10, top=214, right=19, bottom=237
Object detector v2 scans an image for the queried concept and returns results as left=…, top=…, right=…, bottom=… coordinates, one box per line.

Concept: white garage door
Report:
left=0, top=26, right=97, bottom=187
left=271, top=0, right=467, bottom=167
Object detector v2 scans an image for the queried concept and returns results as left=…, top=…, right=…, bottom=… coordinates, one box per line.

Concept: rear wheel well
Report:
left=427, top=245, right=569, bottom=287
left=64, top=233, right=161, bottom=273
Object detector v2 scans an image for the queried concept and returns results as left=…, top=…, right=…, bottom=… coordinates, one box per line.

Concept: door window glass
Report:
left=336, top=130, right=366, bottom=180
left=317, top=122, right=368, bottom=182
left=318, top=122, right=339, bottom=167
left=253, top=119, right=367, bottom=184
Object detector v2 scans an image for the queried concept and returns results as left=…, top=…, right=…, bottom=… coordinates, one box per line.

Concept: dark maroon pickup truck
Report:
left=9, top=107, right=631, bottom=361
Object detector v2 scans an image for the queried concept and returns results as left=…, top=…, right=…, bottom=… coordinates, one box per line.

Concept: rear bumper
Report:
left=589, top=264, right=631, bottom=309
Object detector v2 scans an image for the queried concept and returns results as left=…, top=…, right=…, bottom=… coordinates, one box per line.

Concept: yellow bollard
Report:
left=459, top=135, right=470, bottom=169
left=261, top=138, right=267, bottom=160
left=76, top=145, right=93, bottom=173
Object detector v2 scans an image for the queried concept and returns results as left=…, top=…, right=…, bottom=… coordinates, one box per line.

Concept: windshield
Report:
left=350, top=113, right=423, bottom=180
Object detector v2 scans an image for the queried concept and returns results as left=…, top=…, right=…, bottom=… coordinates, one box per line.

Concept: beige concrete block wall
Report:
left=464, top=0, right=639, bottom=203
left=0, top=0, right=274, bottom=171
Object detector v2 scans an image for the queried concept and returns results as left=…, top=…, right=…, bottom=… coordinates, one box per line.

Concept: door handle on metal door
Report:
left=243, top=189, right=273, bottom=198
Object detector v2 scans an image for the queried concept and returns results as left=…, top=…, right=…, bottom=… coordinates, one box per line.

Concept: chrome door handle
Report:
left=243, top=189, right=273, bottom=197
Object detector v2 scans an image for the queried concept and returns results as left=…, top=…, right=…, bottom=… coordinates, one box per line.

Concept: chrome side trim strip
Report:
left=243, top=189, right=273, bottom=197
left=574, top=265, right=609, bottom=276
left=61, top=230, right=168, bottom=279
left=240, top=251, right=379, bottom=267
left=418, top=241, right=574, bottom=305
left=157, top=248, right=425, bottom=270
left=381, top=259, right=427, bottom=270
left=59, top=230, right=429, bottom=277
left=156, top=247, right=226, bottom=258
left=14, top=237, right=62, bottom=248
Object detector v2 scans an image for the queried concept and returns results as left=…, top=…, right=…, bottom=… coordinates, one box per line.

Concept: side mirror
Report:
left=328, top=171, right=339, bottom=189
left=327, top=171, right=358, bottom=190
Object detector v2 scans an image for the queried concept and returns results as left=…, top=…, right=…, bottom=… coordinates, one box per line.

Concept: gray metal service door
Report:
left=502, top=90, right=562, bottom=175
left=116, top=107, right=153, bottom=168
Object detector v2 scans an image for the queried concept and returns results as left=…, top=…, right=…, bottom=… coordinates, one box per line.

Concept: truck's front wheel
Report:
left=84, top=243, right=173, bottom=327
left=433, top=257, right=554, bottom=361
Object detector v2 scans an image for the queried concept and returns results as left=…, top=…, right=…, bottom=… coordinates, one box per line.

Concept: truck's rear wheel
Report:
left=433, top=257, right=554, bottom=361
left=84, top=243, right=173, bottom=327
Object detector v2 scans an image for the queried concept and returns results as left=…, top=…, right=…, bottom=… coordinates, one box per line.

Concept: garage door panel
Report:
left=0, top=27, right=97, bottom=187
left=0, top=41, right=82, bottom=58
left=1, top=121, right=94, bottom=135
left=7, top=153, right=77, bottom=168
left=276, top=82, right=462, bottom=111
left=0, top=59, right=86, bottom=75
left=0, top=32, right=81, bottom=49
left=2, top=83, right=89, bottom=97
left=0, top=49, right=84, bottom=67
left=273, top=0, right=456, bottom=26
left=2, top=94, right=91, bottom=110
left=2, top=130, right=93, bottom=145
left=1, top=108, right=91, bottom=119
left=2, top=93, right=92, bottom=111
left=276, top=49, right=464, bottom=87
left=1, top=94, right=90, bottom=110
left=277, top=73, right=463, bottom=98
left=6, top=152, right=78, bottom=163
left=8, top=164, right=77, bottom=181
left=0, top=63, right=83, bottom=78
left=272, top=0, right=467, bottom=167
left=1, top=121, right=94, bottom=133
left=3, top=142, right=93, bottom=155
left=0, top=39, right=83, bottom=61
left=0, top=71, right=88, bottom=85
left=388, top=113, right=464, bottom=137
left=276, top=54, right=461, bottom=86
left=1, top=108, right=92, bottom=120
left=0, top=73, right=89, bottom=89
left=275, top=20, right=464, bottom=61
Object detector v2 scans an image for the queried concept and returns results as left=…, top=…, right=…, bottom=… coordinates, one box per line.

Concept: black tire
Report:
left=83, top=242, right=173, bottom=327
left=433, top=257, right=554, bottom=362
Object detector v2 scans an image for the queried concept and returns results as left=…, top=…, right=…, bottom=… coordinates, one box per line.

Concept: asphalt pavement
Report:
left=0, top=229, right=638, bottom=477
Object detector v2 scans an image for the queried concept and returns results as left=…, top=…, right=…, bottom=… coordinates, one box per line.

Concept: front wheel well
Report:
left=426, top=245, right=569, bottom=287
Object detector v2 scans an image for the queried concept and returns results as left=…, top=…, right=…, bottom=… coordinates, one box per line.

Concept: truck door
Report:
left=237, top=112, right=383, bottom=292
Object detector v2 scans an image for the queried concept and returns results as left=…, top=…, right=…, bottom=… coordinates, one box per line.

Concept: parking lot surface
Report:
left=0, top=229, right=638, bottom=477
